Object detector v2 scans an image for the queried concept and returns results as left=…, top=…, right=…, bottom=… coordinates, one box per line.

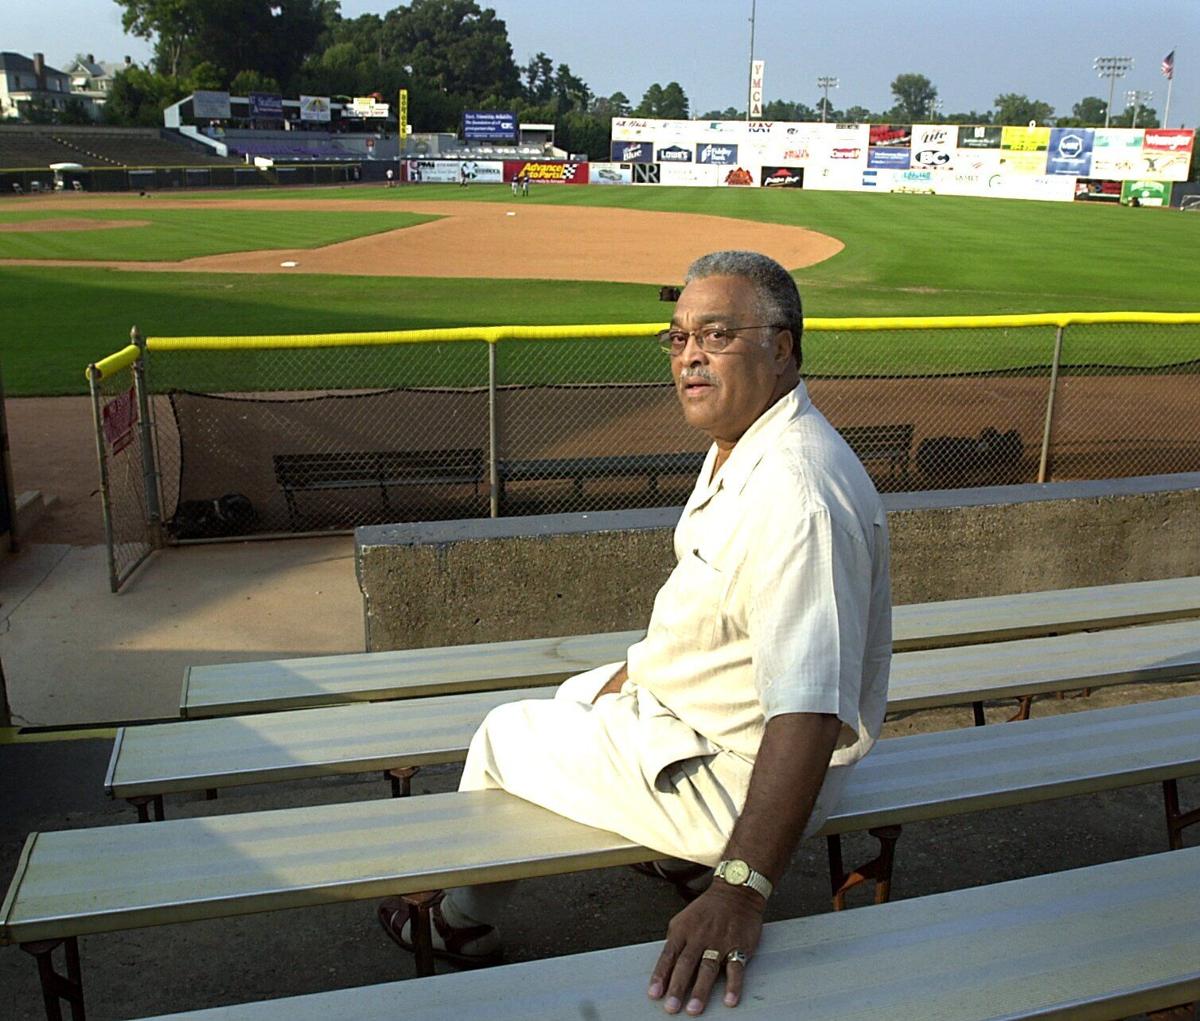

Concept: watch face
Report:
left=724, top=859, right=751, bottom=886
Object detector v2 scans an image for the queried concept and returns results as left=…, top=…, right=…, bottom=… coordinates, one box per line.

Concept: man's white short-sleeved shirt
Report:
left=626, top=380, right=892, bottom=769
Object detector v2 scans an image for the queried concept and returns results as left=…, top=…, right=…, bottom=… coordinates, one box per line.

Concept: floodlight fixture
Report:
left=816, top=76, right=839, bottom=123
left=1094, top=56, right=1134, bottom=128
left=1125, top=88, right=1153, bottom=129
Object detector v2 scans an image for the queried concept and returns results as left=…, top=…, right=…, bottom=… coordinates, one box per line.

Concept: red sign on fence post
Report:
left=102, top=387, right=139, bottom=454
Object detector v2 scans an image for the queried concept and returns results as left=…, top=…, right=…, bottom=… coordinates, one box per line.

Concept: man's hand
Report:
left=647, top=882, right=765, bottom=1015
left=591, top=664, right=628, bottom=703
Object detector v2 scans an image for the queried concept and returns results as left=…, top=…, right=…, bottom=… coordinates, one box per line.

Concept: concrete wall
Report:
left=356, top=473, right=1200, bottom=651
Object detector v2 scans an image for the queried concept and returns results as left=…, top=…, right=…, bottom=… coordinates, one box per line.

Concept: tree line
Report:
left=56, top=2, right=1159, bottom=151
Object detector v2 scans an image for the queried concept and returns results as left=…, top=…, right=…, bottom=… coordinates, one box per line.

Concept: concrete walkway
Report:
left=0, top=537, right=361, bottom=727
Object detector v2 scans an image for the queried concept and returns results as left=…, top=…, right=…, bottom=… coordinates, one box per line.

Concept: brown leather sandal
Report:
left=377, top=893, right=502, bottom=968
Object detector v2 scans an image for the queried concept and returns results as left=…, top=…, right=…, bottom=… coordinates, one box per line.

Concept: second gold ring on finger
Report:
left=701, top=948, right=722, bottom=962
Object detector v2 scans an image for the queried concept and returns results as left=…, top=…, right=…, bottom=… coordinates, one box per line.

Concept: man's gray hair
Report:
left=683, top=251, right=804, bottom=367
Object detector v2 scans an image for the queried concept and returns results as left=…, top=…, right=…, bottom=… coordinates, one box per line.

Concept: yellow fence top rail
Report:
left=83, top=311, right=1200, bottom=366
left=87, top=344, right=141, bottom=381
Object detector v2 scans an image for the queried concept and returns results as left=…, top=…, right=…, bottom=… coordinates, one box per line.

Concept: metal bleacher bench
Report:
left=272, top=448, right=484, bottom=528
left=112, top=618, right=1200, bottom=819
left=7, top=696, right=1200, bottom=1015
left=838, top=422, right=914, bottom=480
left=495, top=451, right=705, bottom=509
left=133, top=848, right=1200, bottom=1021
left=178, top=576, right=1200, bottom=718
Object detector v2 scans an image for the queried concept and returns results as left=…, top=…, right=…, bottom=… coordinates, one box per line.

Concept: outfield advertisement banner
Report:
left=911, top=125, right=956, bottom=170
left=760, top=165, right=804, bottom=187
left=299, top=95, right=331, bottom=122
left=868, top=147, right=911, bottom=169
left=1046, top=128, right=1095, bottom=176
left=1121, top=179, right=1171, bottom=205
left=656, top=144, right=692, bottom=162
left=999, top=150, right=1047, bottom=175
left=588, top=162, right=633, bottom=185
left=659, top=162, right=722, bottom=186
left=1001, top=126, right=1050, bottom=151
left=721, top=165, right=758, bottom=186
left=610, top=141, right=653, bottom=163
left=405, top=159, right=503, bottom=183
left=1143, top=129, right=1195, bottom=154
left=696, top=143, right=739, bottom=165
left=870, top=124, right=912, bottom=148
left=958, top=125, right=1002, bottom=149
left=503, top=161, right=588, bottom=184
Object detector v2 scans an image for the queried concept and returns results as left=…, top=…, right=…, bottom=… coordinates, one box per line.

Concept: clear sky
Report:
left=8, top=0, right=1197, bottom=127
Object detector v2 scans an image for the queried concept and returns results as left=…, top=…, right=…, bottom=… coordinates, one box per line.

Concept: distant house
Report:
left=0, top=52, right=74, bottom=120
left=61, top=54, right=133, bottom=117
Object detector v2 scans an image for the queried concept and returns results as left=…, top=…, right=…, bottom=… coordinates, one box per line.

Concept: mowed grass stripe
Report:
left=0, top=209, right=439, bottom=261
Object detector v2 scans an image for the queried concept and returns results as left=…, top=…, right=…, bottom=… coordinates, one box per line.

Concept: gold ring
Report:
left=726, top=949, right=748, bottom=966
left=701, top=948, right=722, bottom=962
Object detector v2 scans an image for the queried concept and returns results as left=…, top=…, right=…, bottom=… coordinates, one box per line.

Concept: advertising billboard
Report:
left=344, top=96, right=389, bottom=118
left=193, top=90, right=232, bottom=119
left=463, top=110, right=517, bottom=142
left=910, top=125, right=955, bottom=170
left=1122, top=179, right=1171, bottom=205
left=1046, top=128, right=1094, bottom=176
left=958, top=125, right=1002, bottom=149
left=406, top=159, right=503, bottom=183
left=868, top=147, right=911, bottom=169
left=1001, top=126, right=1050, bottom=151
left=248, top=92, right=283, bottom=119
left=870, top=124, right=912, bottom=148
left=610, top=140, right=654, bottom=163
left=760, top=165, right=804, bottom=187
left=504, top=161, right=588, bottom=184
left=722, top=165, right=757, bottom=186
left=299, top=95, right=331, bottom=122
left=656, top=144, right=693, bottom=162
left=659, top=163, right=722, bottom=187
left=589, top=162, right=633, bottom=185
left=696, top=143, right=739, bottom=165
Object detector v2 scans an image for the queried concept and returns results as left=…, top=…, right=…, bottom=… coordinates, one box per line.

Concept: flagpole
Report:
left=1164, top=75, right=1173, bottom=127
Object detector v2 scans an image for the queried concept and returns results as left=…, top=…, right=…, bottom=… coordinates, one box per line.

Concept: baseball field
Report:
left=1, top=183, right=1198, bottom=395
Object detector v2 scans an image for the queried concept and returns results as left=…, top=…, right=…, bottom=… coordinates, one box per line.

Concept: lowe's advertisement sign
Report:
left=1046, top=128, right=1095, bottom=175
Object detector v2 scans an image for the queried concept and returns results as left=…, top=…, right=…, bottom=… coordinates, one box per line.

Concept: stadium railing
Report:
left=85, top=311, right=1200, bottom=590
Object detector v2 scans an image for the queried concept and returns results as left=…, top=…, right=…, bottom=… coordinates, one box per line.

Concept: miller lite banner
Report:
left=750, top=60, right=764, bottom=118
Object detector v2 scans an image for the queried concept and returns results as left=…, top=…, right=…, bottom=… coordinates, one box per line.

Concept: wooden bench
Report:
left=114, top=619, right=1200, bottom=818
left=178, top=576, right=1200, bottom=718
left=837, top=423, right=914, bottom=480
left=273, top=448, right=484, bottom=528
left=495, top=452, right=705, bottom=509
left=9, top=694, right=1198, bottom=1015
left=130, top=847, right=1200, bottom=1020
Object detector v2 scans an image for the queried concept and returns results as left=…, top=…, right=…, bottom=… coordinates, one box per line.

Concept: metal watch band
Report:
left=716, top=859, right=773, bottom=900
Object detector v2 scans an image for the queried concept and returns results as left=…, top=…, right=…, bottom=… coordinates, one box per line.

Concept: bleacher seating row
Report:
left=0, top=127, right=237, bottom=170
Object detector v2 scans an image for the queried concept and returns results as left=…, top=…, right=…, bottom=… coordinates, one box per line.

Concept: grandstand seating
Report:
left=0, top=126, right=236, bottom=169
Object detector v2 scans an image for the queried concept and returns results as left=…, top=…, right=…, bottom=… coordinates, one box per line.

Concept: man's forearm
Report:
left=721, top=712, right=843, bottom=889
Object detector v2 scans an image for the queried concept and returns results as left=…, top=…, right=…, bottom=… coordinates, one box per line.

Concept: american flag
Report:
left=1161, top=51, right=1175, bottom=80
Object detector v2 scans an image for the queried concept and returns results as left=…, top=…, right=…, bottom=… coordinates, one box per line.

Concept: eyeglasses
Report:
left=656, top=324, right=782, bottom=356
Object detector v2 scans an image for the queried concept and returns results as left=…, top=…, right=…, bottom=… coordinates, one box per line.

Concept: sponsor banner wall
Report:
left=1046, top=128, right=1095, bottom=176
left=610, top=140, right=654, bottom=163
left=299, top=95, right=331, bottom=122
left=1092, top=129, right=1143, bottom=178
left=696, top=142, right=739, bottom=164
left=659, top=162, right=722, bottom=187
left=953, top=149, right=1003, bottom=176
left=248, top=92, right=283, bottom=118
left=958, top=125, right=1002, bottom=149
left=760, top=165, right=804, bottom=187
left=868, top=147, right=911, bottom=169
left=1122, top=179, right=1171, bottom=205
left=589, top=162, right=633, bottom=185
left=911, top=124, right=956, bottom=170
left=1001, top=126, right=1050, bottom=152
left=657, top=144, right=693, bottom=162
left=985, top=174, right=1076, bottom=202
left=463, top=110, right=517, bottom=141
left=504, top=160, right=588, bottom=184
left=807, top=165, right=872, bottom=191
left=820, top=123, right=869, bottom=163
left=870, top=124, right=912, bottom=147
left=1136, top=146, right=1192, bottom=180
left=405, top=159, right=503, bottom=183
left=1143, top=128, right=1194, bottom=153
left=193, top=90, right=232, bottom=119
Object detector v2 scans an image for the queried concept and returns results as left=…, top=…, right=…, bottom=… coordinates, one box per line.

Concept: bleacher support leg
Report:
left=1163, top=779, right=1200, bottom=851
left=386, top=766, right=420, bottom=798
left=403, top=894, right=437, bottom=977
left=826, top=825, right=904, bottom=911
left=126, top=794, right=165, bottom=823
left=21, top=936, right=84, bottom=1020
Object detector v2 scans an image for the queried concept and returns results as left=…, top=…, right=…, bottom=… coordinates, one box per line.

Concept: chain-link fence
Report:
left=87, top=342, right=162, bottom=590
left=88, top=314, right=1200, bottom=587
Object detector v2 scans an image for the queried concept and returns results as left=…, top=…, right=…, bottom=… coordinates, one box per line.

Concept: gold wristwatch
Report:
left=713, top=859, right=773, bottom=900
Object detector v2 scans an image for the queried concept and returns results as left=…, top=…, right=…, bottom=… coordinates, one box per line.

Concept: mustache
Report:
left=678, top=368, right=719, bottom=385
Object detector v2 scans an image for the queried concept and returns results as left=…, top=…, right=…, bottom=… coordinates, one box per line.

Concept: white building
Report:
left=60, top=54, right=133, bottom=117
left=0, top=52, right=73, bottom=120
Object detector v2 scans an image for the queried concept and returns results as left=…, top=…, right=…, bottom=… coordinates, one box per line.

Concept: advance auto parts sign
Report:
left=504, top=161, right=588, bottom=184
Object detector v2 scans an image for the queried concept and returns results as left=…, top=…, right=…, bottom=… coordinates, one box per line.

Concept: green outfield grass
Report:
left=0, top=185, right=1196, bottom=394
left=0, top=208, right=438, bottom=261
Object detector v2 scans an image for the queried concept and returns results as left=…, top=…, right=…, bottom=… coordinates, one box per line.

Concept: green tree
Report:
left=635, top=81, right=688, bottom=118
left=993, top=93, right=1054, bottom=126
left=103, top=65, right=189, bottom=125
left=230, top=69, right=282, bottom=96
left=699, top=106, right=743, bottom=120
left=552, top=63, right=590, bottom=114
left=60, top=98, right=96, bottom=124
left=1070, top=96, right=1108, bottom=125
left=1111, top=104, right=1160, bottom=128
left=116, top=0, right=197, bottom=78
left=523, top=51, right=554, bottom=102
left=889, top=73, right=937, bottom=121
left=842, top=105, right=875, bottom=123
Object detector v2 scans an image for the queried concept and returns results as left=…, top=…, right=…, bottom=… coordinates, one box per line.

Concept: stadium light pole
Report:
left=746, top=0, right=757, bottom=121
left=1125, top=88, right=1153, bottom=129
left=1094, top=56, right=1133, bottom=128
left=816, top=76, right=838, bottom=123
